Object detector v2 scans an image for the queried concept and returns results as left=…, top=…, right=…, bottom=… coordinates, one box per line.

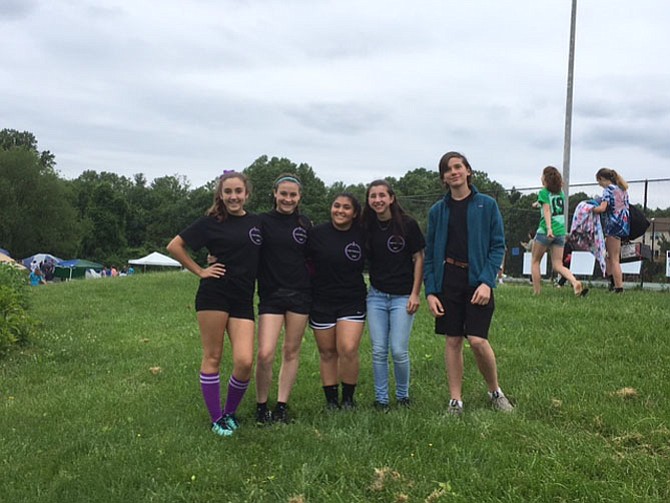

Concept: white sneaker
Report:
left=446, top=399, right=463, bottom=417
left=490, top=392, right=514, bottom=412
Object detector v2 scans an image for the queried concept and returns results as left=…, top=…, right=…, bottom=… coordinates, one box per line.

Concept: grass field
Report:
left=1, top=272, right=669, bottom=502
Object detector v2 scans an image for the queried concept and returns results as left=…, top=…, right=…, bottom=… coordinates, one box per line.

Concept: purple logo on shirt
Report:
left=344, top=241, right=362, bottom=261
left=387, top=235, right=406, bottom=253
left=292, top=226, right=308, bottom=244
left=249, top=227, right=263, bottom=245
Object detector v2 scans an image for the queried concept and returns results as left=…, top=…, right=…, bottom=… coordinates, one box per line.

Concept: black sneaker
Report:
left=273, top=405, right=292, bottom=424
left=373, top=400, right=390, bottom=412
left=341, top=399, right=356, bottom=410
left=397, top=397, right=411, bottom=408
left=325, top=401, right=340, bottom=412
left=255, top=407, right=273, bottom=425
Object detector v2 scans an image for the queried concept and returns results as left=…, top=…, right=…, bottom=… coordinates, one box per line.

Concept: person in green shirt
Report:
left=530, top=166, right=588, bottom=297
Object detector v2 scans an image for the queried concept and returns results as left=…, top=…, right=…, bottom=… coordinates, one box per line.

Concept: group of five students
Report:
left=167, top=151, right=513, bottom=437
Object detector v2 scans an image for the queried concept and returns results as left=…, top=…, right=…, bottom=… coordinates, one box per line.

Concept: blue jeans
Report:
left=366, top=286, right=415, bottom=403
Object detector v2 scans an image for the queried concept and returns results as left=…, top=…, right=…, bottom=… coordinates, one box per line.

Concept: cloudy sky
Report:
left=2, top=0, right=669, bottom=206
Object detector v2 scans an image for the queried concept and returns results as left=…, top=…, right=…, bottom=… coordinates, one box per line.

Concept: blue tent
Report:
left=21, top=253, right=63, bottom=269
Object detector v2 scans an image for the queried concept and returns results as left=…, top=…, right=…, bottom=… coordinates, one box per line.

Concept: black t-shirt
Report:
left=258, top=210, right=312, bottom=299
left=446, top=194, right=470, bottom=263
left=179, top=213, right=263, bottom=298
left=308, top=222, right=366, bottom=304
left=368, top=215, right=426, bottom=295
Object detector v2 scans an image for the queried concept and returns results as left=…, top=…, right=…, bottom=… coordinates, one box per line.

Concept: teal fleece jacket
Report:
left=423, top=186, right=506, bottom=296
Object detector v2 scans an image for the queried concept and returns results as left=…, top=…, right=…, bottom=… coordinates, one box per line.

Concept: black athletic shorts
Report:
left=259, top=288, right=312, bottom=315
left=195, top=280, right=254, bottom=320
left=434, top=262, right=495, bottom=339
left=309, top=298, right=366, bottom=330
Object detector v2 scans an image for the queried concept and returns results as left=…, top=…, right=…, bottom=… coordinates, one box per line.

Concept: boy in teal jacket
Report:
left=424, top=151, right=513, bottom=416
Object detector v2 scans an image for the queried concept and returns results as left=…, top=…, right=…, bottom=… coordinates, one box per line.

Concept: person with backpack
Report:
left=591, top=168, right=629, bottom=293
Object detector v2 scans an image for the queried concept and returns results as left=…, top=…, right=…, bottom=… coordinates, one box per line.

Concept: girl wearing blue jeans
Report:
left=363, top=180, right=425, bottom=409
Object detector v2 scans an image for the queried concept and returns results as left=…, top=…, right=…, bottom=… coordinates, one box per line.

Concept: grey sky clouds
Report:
left=2, top=0, right=669, bottom=207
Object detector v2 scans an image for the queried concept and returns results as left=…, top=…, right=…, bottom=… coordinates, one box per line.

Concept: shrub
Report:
left=0, top=264, right=36, bottom=355
left=0, top=263, right=30, bottom=307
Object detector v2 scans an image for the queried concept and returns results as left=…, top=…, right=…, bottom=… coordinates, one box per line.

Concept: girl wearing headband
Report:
left=254, top=173, right=313, bottom=424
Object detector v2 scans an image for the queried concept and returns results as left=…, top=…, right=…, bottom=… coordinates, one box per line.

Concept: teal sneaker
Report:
left=222, top=413, right=240, bottom=430
left=211, top=417, right=234, bottom=437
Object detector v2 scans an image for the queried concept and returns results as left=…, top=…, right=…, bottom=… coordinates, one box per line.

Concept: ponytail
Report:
left=596, top=168, right=628, bottom=191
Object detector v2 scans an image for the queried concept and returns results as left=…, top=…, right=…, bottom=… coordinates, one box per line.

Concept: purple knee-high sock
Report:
left=200, top=372, right=222, bottom=423
left=223, top=375, right=250, bottom=415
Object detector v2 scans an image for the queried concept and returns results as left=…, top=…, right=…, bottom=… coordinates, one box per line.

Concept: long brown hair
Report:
left=206, top=172, right=252, bottom=222
left=362, top=179, right=408, bottom=237
left=596, top=167, right=628, bottom=190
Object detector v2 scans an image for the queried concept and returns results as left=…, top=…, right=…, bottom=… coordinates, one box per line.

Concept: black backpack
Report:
left=627, top=204, right=650, bottom=241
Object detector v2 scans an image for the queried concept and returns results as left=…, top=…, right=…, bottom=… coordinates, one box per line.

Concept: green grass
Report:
left=2, top=273, right=669, bottom=502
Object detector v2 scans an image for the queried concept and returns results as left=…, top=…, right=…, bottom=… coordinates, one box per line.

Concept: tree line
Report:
left=2, top=128, right=668, bottom=277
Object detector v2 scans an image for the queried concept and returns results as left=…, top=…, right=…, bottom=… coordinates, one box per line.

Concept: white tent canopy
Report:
left=128, top=251, right=181, bottom=267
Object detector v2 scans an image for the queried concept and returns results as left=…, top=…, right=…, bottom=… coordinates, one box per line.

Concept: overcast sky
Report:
left=2, top=0, right=669, bottom=206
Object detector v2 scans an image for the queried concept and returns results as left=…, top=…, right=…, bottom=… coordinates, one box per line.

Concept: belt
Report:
left=445, top=257, right=469, bottom=269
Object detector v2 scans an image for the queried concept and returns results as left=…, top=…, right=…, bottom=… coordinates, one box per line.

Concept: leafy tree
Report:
left=0, top=129, right=39, bottom=151
left=394, top=168, right=443, bottom=229
left=84, top=183, right=129, bottom=259
left=0, top=129, right=55, bottom=170
left=69, top=171, right=133, bottom=261
left=0, top=143, right=79, bottom=258
left=144, top=175, right=200, bottom=249
left=124, top=174, right=150, bottom=249
left=472, top=170, right=509, bottom=204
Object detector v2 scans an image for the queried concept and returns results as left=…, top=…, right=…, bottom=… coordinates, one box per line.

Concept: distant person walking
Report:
left=362, top=180, right=425, bottom=410
left=424, top=151, right=513, bottom=416
left=591, top=168, right=629, bottom=293
left=530, top=166, right=587, bottom=297
left=167, top=171, right=262, bottom=437
left=308, top=193, right=367, bottom=410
